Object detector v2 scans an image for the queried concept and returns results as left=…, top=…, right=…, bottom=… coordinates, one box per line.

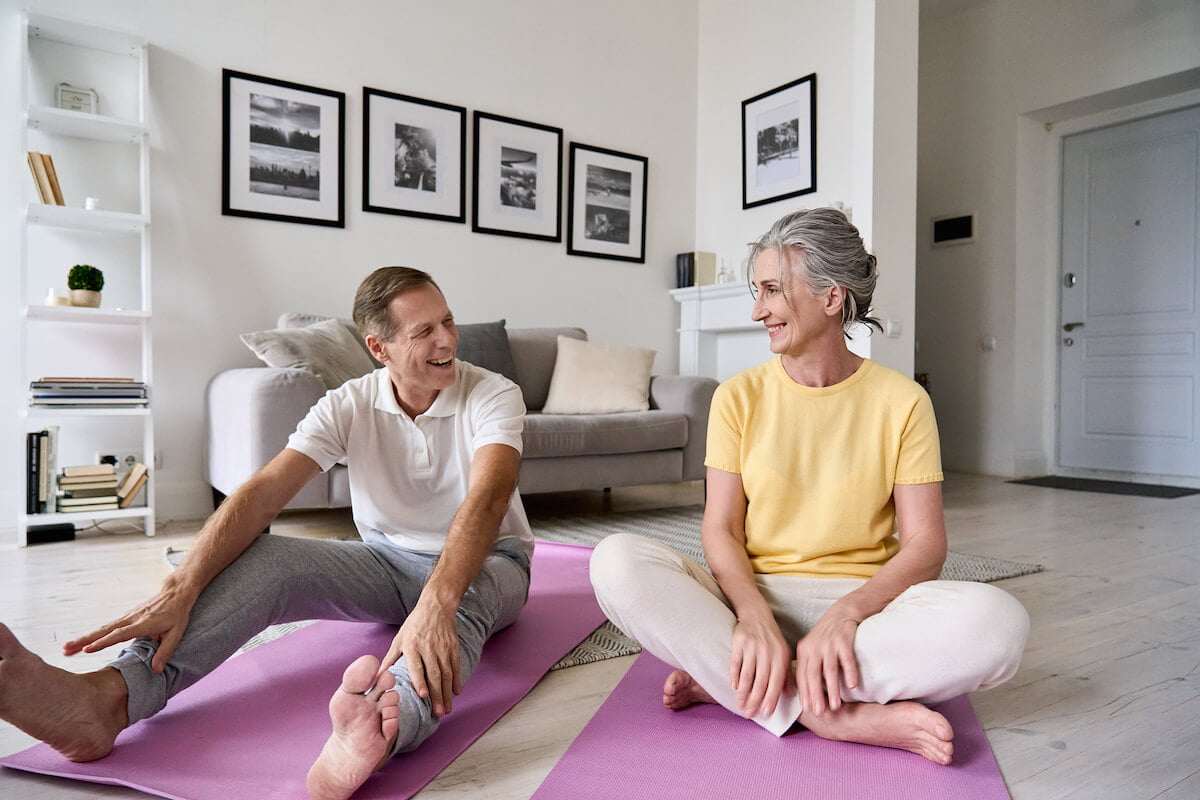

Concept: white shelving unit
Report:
left=16, top=13, right=154, bottom=546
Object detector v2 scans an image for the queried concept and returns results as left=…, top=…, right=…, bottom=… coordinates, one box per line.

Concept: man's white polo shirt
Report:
left=286, top=360, right=533, bottom=557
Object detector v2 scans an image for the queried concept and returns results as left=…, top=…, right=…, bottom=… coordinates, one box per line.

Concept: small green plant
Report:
left=67, top=264, right=104, bottom=292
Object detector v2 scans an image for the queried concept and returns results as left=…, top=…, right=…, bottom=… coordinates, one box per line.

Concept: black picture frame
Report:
left=566, top=142, right=648, bottom=263
left=363, top=87, right=466, bottom=223
left=472, top=111, right=563, bottom=241
left=222, top=69, right=345, bottom=227
left=741, top=73, right=817, bottom=209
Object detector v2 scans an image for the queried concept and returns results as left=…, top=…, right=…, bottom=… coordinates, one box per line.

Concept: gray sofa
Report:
left=204, top=323, right=717, bottom=510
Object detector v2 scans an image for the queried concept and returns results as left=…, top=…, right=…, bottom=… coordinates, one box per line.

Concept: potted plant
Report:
left=67, top=264, right=104, bottom=308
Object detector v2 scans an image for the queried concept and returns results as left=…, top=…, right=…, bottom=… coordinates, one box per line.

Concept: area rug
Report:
left=0, top=541, right=606, bottom=800
left=163, top=506, right=1043, bottom=670
left=1008, top=475, right=1199, bottom=498
left=532, top=651, right=1012, bottom=800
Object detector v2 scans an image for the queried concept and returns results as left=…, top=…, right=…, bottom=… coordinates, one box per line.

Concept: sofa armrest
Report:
left=204, top=367, right=326, bottom=497
left=649, top=374, right=718, bottom=481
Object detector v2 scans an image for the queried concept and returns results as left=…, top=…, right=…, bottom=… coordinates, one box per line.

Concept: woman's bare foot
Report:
left=0, top=622, right=128, bottom=762
left=801, top=700, right=954, bottom=764
left=306, top=655, right=400, bottom=800
left=662, top=670, right=717, bottom=711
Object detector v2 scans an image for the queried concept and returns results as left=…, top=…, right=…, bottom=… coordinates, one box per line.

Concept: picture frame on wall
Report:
left=363, top=87, right=466, bottom=222
left=472, top=111, right=563, bottom=241
left=566, top=143, right=647, bottom=263
left=741, top=73, right=817, bottom=209
left=222, top=69, right=345, bottom=227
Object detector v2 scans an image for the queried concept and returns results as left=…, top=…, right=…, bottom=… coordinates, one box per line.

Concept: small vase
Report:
left=69, top=289, right=101, bottom=308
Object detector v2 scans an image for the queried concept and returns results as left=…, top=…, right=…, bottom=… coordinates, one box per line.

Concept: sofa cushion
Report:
left=456, top=319, right=519, bottom=384
left=542, top=336, right=656, bottom=414
left=522, top=410, right=687, bottom=459
left=507, top=327, right=587, bottom=411
left=240, top=318, right=376, bottom=389
left=278, top=312, right=379, bottom=365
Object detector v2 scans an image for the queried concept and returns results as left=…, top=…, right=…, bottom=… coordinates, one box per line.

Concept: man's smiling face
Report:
left=370, top=283, right=459, bottom=415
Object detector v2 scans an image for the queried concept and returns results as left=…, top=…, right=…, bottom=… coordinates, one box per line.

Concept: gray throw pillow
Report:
left=457, top=320, right=519, bottom=384
left=240, top=317, right=376, bottom=389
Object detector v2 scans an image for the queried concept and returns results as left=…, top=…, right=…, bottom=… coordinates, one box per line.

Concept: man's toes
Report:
left=340, top=655, right=382, bottom=695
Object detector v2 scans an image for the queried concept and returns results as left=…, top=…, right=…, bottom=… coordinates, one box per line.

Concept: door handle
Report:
left=1062, top=321, right=1085, bottom=332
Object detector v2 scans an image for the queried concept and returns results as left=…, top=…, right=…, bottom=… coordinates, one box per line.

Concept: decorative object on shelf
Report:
left=66, top=263, right=104, bottom=307
left=674, top=251, right=717, bottom=288
left=472, top=111, right=563, bottom=241
left=55, top=82, right=97, bottom=113
left=222, top=69, right=345, bottom=228
left=43, top=287, right=70, bottom=306
left=363, top=87, right=466, bottom=223
left=741, top=73, right=817, bottom=209
left=566, top=143, right=648, bottom=263
left=84, top=196, right=100, bottom=210
left=29, top=377, right=148, bottom=408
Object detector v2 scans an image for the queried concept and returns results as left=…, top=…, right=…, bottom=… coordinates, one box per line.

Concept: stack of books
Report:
left=56, top=462, right=148, bottom=513
left=25, top=426, right=59, bottom=514
left=30, top=377, right=149, bottom=408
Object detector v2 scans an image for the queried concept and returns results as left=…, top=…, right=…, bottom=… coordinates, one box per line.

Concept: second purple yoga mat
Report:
left=533, top=651, right=1013, bottom=800
left=0, top=541, right=605, bottom=800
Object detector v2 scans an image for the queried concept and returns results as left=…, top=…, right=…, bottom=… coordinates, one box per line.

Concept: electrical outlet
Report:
left=96, top=450, right=144, bottom=470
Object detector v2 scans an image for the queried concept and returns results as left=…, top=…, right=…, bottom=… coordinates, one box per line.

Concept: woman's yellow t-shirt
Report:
left=704, top=358, right=943, bottom=579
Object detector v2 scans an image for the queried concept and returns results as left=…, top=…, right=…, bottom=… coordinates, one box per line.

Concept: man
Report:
left=0, top=267, right=533, bottom=800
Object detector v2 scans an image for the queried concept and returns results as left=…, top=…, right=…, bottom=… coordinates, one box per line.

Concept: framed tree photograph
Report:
left=566, top=143, right=647, bottom=262
left=741, top=73, right=817, bottom=209
left=472, top=111, right=563, bottom=241
left=222, top=69, right=345, bottom=227
left=363, top=87, right=466, bottom=223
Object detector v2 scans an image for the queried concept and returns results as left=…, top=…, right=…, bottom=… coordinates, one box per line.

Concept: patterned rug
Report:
left=165, top=505, right=1042, bottom=671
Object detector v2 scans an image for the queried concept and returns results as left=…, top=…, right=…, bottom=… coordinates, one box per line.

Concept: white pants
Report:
left=589, top=533, right=1030, bottom=736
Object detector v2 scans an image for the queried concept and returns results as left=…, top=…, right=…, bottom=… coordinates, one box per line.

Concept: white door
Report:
left=1059, top=105, right=1200, bottom=478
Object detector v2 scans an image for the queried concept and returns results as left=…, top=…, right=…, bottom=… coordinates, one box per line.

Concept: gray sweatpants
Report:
left=109, top=530, right=531, bottom=754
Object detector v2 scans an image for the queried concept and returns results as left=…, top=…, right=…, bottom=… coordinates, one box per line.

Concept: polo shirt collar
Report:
left=373, top=364, right=460, bottom=418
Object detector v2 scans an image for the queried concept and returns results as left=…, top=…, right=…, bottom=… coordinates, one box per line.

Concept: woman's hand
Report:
left=794, top=603, right=861, bottom=716
left=729, top=612, right=793, bottom=718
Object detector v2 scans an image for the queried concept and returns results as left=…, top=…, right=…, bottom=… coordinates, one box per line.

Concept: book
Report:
left=60, top=485, right=120, bottom=499
left=26, top=152, right=51, bottom=203
left=37, top=431, right=49, bottom=509
left=117, top=463, right=148, bottom=498
left=40, top=153, right=65, bottom=205
left=58, top=501, right=120, bottom=513
left=62, top=464, right=116, bottom=478
left=57, top=478, right=120, bottom=490
left=31, top=397, right=150, bottom=407
left=58, top=494, right=118, bottom=507
left=26, top=432, right=40, bottom=514
left=37, top=377, right=138, bottom=383
left=118, top=473, right=147, bottom=508
left=43, top=426, right=59, bottom=511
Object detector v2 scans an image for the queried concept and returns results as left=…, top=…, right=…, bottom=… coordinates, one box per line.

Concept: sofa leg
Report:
left=210, top=487, right=270, bottom=533
left=603, top=487, right=611, bottom=493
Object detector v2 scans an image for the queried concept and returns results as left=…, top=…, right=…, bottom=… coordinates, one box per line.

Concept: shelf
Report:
left=22, top=506, right=152, bottom=526
left=27, top=105, right=145, bottom=143
left=25, top=406, right=151, bottom=419
left=24, top=305, right=149, bottom=324
left=26, top=203, right=147, bottom=232
left=28, top=14, right=143, bottom=57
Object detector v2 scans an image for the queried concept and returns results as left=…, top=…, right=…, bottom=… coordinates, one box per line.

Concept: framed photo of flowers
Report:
left=222, top=69, right=345, bottom=227
left=363, top=87, right=466, bottom=223
left=472, top=111, right=563, bottom=241
left=566, top=143, right=647, bottom=262
left=741, top=73, right=817, bottom=209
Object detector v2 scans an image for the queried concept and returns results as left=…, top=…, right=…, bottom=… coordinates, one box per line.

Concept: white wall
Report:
left=917, top=0, right=1200, bottom=476
left=1, top=0, right=700, bottom=524
left=694, top=0, right=920, bottom=376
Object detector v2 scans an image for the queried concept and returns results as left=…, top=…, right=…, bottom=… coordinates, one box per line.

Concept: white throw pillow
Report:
left=541, top=336, right=656, bottom=414
left=240, top=317, right=376, bottom=389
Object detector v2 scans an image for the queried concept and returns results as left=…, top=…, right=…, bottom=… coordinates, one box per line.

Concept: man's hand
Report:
left=794, top=604, right=861, bottom=717
left=729, top=613, right=793, bottom=718
left=63, top=586, right=195, bottom=674
left=378, top=602, right=462, bottom=717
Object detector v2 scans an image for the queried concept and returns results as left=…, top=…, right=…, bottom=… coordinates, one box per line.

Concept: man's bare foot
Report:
left=662, top=670, right=717, bottom=711
left=0, top=622, right=128, bottom=762
left=306, top=655, right=400, bottom=800
left=801, top=700, right=954, bottom=765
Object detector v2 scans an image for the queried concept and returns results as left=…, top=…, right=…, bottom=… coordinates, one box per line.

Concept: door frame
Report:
left=1014, top=85, right=1200, bottom=487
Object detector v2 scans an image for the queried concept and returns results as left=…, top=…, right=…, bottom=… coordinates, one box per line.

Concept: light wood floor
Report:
left=1, top=472, right=1197, bottom=799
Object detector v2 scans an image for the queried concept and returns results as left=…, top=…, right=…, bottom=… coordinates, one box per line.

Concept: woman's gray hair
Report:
left=747, top=207, right=882, bottom=335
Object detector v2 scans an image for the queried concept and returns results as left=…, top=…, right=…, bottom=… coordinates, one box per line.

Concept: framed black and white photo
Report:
left=741, top=73, right=817, bottom=209
left=472, top=111, right=563, bottom=241
left=363, top=87, right=465, bottom=223
left=222, top=69, right=345, bottom=227
left=566, top=143, right=647, bottom=262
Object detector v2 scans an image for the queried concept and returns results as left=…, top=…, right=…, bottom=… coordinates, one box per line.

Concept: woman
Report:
left=590, top=208, right=1029, bottom=763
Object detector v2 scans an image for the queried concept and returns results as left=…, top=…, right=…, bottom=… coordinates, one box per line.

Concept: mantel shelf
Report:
left=27, top=105, right=146, bottom=143
left=26, top=203, right=147, bottom=232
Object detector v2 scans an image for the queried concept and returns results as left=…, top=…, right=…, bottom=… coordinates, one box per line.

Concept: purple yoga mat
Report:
left=533, top=651, right=1013, bottom=800
left=1, top=541, right=605, bottom=800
